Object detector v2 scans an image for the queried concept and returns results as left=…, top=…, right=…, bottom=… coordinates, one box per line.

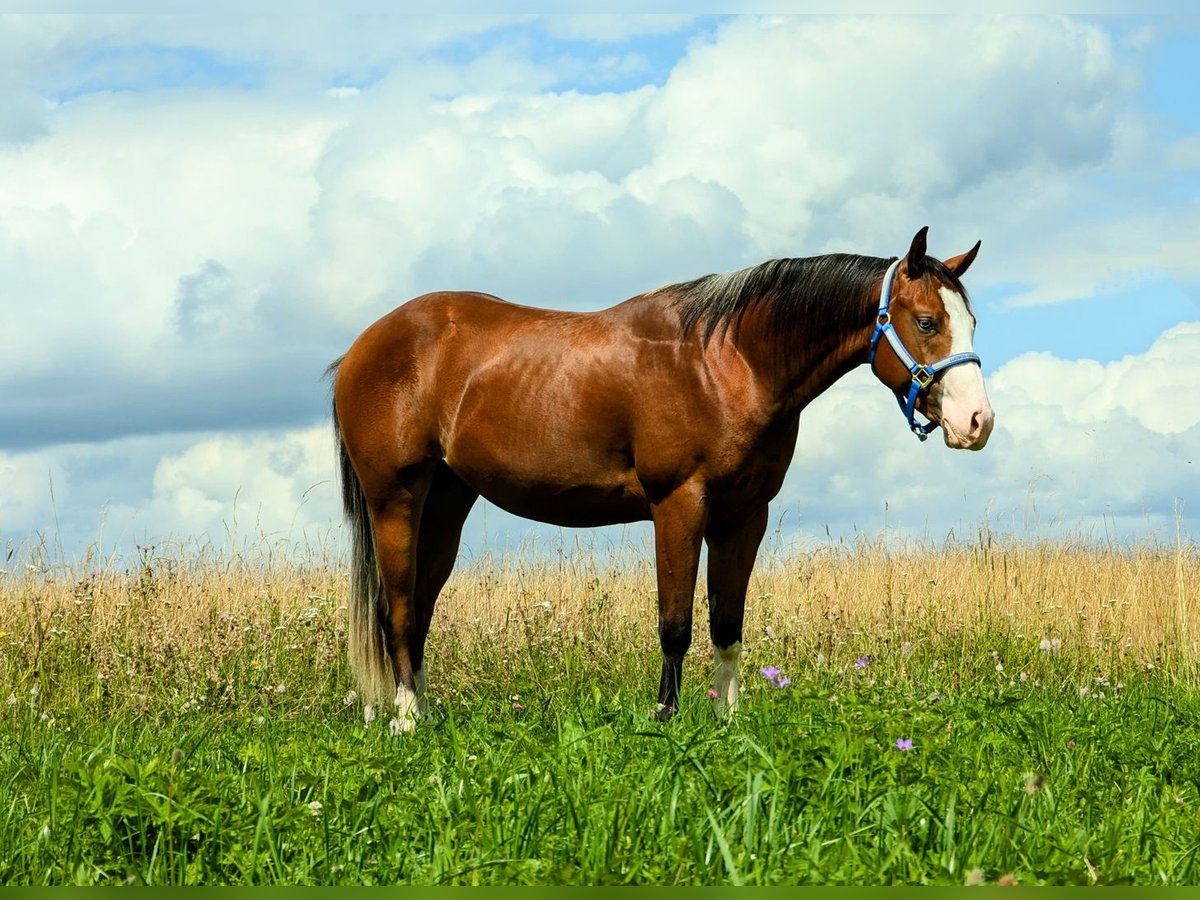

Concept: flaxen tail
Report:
left=327, top=358, right=395, bottom=707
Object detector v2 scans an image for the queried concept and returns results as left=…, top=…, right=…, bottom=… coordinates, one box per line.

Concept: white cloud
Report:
left=632, top=16, right=1132, bottom=256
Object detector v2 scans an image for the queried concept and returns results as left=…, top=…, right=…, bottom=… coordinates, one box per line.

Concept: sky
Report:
left=1, top=13, right=1198, bottom=568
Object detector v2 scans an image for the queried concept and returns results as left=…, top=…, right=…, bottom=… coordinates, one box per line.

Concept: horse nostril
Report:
left=969, top=410, right=983, bottom=437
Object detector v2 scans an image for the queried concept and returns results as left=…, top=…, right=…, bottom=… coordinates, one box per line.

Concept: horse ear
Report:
left=944, top=240, right=982, bottom=278
left=906, top=226, right=929, bottom=278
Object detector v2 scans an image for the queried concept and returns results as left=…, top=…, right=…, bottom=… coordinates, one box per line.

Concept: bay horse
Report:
left=328, top=226, right=994, bottom=728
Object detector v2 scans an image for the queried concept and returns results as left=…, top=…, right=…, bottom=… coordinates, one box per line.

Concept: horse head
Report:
left=869, top=226, right=995, bottom=450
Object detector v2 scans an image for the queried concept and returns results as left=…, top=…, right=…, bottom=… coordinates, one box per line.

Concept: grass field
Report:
left=2, top=530, right=1199, bottom=885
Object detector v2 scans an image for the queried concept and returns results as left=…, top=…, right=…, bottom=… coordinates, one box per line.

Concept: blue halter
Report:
left=868, top=259, right=982, bottom=441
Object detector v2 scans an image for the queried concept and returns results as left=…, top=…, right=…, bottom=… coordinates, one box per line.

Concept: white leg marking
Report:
left=712, top=641, right=742, bottom=718
left=393, top=680, right=421, bottom=733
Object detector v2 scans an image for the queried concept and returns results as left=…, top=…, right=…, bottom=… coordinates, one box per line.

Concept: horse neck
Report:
left=727, top=295, right=876, bottom=415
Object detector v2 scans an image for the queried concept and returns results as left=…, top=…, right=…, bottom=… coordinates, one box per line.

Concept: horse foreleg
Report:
left=650, top=482, right=707, bottom=721
left=705, top=505, right=769, bottom=718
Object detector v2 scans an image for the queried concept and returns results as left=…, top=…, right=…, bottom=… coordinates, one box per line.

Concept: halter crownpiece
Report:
left=868, top=259, right=982, bottom=441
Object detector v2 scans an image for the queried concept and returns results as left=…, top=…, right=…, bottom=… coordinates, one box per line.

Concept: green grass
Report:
left=5, top=630, right=1200, bottom=885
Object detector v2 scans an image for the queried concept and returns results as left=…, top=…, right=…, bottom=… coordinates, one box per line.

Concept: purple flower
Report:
left=854, top=656, right=871, bottom=669
left=707, top=689, right=718, bottom=699
left=759, top=666, right=790, bottom=688
left=895, top=737, right=913, bottom=752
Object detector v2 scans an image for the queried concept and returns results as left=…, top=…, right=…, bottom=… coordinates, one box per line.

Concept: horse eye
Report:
left=917, top=317, right=936, bottom=333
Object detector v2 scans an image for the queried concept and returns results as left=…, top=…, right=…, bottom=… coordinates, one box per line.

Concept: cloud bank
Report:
left=1, top=15, right=1197, bottom=560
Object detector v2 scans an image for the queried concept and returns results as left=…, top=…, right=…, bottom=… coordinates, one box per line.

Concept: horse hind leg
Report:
left=409, top=462, right=478, bottom=712
left=369, top=463, right=437, bottom=731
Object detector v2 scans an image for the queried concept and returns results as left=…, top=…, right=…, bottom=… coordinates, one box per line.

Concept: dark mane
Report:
left=661, top=253, right=970, bottom=343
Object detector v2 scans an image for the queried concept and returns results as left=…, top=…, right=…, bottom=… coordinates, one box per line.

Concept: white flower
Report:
left=308, top=800, right=323, bottom=816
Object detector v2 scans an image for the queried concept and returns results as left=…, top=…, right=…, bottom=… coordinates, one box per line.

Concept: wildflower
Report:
left=364, top=704, right=376, bottom=725
left=854, top=656, right=870, bottom=669
left=706, top=689, right=718, bottom=699
left=895, top=738, right=914, bottom=752
left=1066, top=739, right=1076, bottom=750
left=964, top=868, right=985, bottom=886
left=1023, top=772, right=1045, bottom=795
left=308, top=800, right=323, bottom=816
left=759, top=666, right=790, bottom=688
left=343, top=690, right=358, bottom=707
left=996, top=873, right=1018, bottom=887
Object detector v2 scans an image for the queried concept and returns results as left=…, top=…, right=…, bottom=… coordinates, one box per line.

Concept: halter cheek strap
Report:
left=869, top=259, right=982, bottom=441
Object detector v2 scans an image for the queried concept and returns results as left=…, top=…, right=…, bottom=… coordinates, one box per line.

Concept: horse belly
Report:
left=471, top=477, right=650, bottom=528
left=444, top=433, right=649, bottom=527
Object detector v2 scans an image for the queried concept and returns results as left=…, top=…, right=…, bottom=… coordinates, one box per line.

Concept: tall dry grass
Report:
left=2, top=526, right=1197, bottom=709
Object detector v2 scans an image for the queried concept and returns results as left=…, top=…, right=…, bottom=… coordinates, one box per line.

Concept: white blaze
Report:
left=712, top=642, right=742, bottom=717
left=938, top=287, right=993, bottom=448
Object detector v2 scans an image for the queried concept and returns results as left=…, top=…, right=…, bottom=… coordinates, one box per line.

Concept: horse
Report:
left=327, top=226, right=994, bottom=728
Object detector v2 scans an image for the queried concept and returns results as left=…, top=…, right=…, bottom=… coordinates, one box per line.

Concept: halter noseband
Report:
left=868, top=259, right=982, bottom=442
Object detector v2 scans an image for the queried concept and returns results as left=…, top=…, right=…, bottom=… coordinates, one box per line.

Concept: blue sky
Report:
left=1, top=14, right=1198, bottom=565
